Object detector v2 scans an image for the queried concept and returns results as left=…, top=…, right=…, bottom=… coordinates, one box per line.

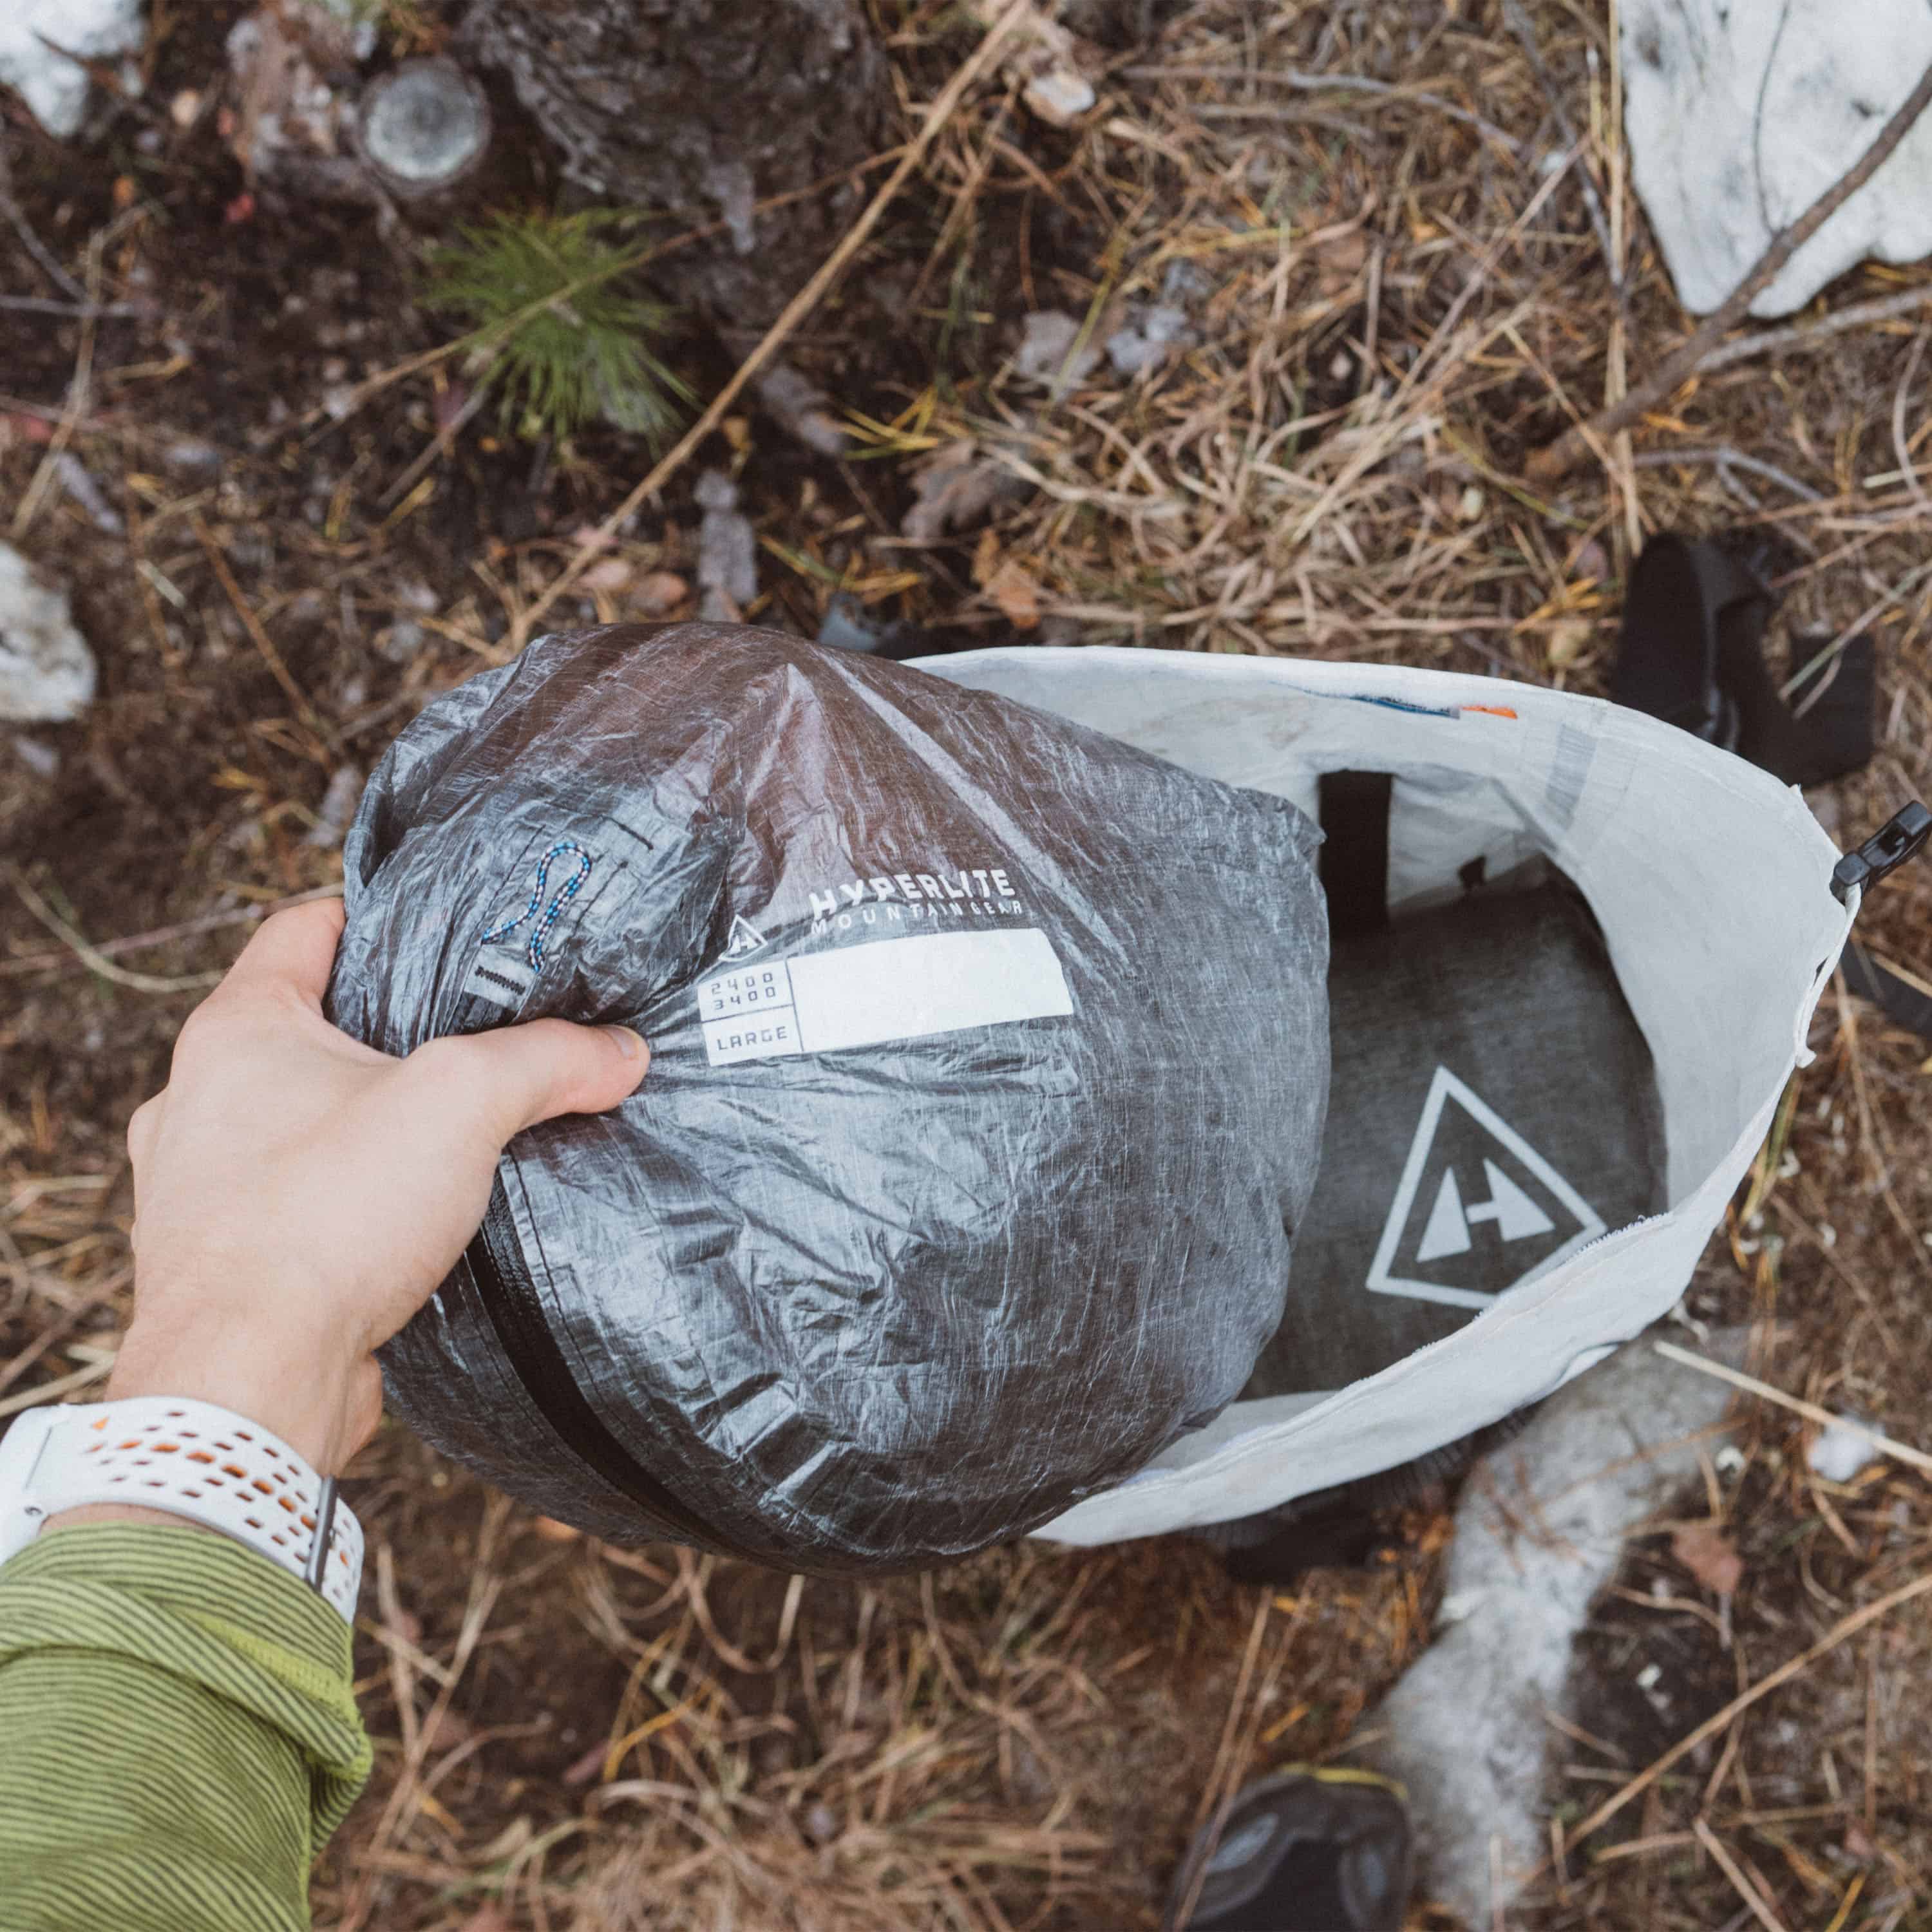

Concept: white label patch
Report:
left=1367, top=1065, right=1606, bottom=1309
left=464, top=952, right=536, bottom=1010
left=698, top=929, right=1073, bottom=1066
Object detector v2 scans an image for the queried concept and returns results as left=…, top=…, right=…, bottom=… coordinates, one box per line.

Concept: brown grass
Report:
left=4, top=1, right=1931, bottom=1927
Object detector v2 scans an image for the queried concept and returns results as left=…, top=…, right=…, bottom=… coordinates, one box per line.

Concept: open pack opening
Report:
left=918, top=647, right=1852, bottom=1548
left=1246, top=839, right=1667, bottom=1403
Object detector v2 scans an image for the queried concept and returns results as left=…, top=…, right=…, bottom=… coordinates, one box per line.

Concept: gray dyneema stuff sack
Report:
left=326, top=623, right=1331, bottom=1573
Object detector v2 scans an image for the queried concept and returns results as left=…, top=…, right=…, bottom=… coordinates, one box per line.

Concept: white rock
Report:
left=0, top=0, right=146, bottom=138
left=1807, top=1416, right=1882, bottom=1484
left=304, top=763, right=363, bottom=848
left=1014, top=310, right=1100, bottom=385
left=1623, top=0, right=1932, bottom=317
left=10, top=735, right=61, bottom=778
left=1359, top=1334, right=1743, bottom=1927
left=0, top=544, right=97, bottom=723
left=1023, top=69, right=1095, bottom=129
left=1105, top=301, right=1200, bottom=375
left=695, top=470, right=757, bottom=623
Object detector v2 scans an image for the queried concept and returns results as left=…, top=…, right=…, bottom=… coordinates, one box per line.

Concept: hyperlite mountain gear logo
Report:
left=1367, top=1066, right=1607, bottom=1309
left=722, top=914, right=768, bottom=961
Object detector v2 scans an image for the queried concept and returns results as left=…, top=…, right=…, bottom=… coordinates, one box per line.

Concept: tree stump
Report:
left=458, top=0, right=891, bottom=326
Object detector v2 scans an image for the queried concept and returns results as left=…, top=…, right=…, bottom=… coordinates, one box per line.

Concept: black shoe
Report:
left=1167, top=1767, right=1412, bottom=1932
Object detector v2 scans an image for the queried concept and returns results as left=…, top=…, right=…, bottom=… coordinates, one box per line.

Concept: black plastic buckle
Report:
left=1832, top=801, right=1932, bottom=904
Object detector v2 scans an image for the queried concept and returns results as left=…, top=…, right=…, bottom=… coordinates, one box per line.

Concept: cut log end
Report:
left=358, top=58, right=491, bottom=199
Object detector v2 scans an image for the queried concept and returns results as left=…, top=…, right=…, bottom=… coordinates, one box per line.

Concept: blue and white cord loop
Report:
left=479, top=841, right=594, bottom=971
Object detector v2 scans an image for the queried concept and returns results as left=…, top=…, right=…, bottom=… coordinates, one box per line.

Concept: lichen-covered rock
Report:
left=0, top=545, right=97, bottom=723
left=1624, top=0, right=1932, bottom=316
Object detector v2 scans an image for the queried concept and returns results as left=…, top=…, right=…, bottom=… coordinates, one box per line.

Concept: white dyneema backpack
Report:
left=916, top=645, right=1920, bottom=1548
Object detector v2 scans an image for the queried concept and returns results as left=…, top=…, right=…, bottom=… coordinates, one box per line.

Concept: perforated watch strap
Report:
left=0, top=1399, right=363, bottom=1623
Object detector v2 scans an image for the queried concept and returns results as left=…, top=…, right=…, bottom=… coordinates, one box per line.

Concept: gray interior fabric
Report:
left=1245, top=868, right=1667, bottom=1399
left=325, top=622, right=1331, bottom=1573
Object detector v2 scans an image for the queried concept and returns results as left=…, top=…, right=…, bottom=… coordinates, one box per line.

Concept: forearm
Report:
left=0, top=900, right=643, bottom=1925
left=0, top=1523, right=370, bottom=1932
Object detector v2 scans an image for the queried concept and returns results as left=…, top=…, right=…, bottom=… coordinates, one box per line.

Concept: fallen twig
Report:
left=0, top=1273, right=126, bottom=1399
left=1693, top=1815, right=1792, bottom=1932
left=1172, top=1595, right=1273, bottom=1931
left=6, top=866, right=224, bottom=995
left=299, top=147, right=909, bottom=442
left=0, top=883, right=343, bottom=980
left=509, top=0, right=1058, bottom=651
left=0, top=140, right=86, bottom=303
left=337, top=1506, right=510, bottom=1932
left=1528, top=56, right=1932, bottom=482
left=0, top=294, right=150, bottom=319
left=1569, top=1567, right=1932, bottom=1846
left=10, top=225, right=108, bottom=540
left=1124, top=61, right=1521, bottom=154
left=1499, top=0, right=1616, bottom=290
left=192, top=515, right=337, bottom=756
left=1653, top=1341, right=1932, bottom=1478
left=0, top=1354, right=114, bottom=1420
left=1694, top=283, right=1932, bottom=380
left=1629, top=447, right=1824, bottom=501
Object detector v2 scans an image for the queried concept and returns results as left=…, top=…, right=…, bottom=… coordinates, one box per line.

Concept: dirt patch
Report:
left=5, top=1, right=1932, bottom=1929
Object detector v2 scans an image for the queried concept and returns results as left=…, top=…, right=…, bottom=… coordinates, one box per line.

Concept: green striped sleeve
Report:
left=0, top=1523, right=372, bottom=1932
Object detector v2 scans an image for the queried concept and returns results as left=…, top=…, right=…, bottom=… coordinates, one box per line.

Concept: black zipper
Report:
left=467, top=1175, right=732, bottom=1554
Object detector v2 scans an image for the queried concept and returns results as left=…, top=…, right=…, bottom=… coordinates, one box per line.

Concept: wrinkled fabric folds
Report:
left=327, top=623, right=1331, bottom=1572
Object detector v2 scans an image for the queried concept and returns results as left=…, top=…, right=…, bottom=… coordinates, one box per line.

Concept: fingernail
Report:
left=606, top=1025, right=648, bottom=1063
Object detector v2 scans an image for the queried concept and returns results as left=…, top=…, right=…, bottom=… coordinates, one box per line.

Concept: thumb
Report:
left=424, top=1019, right=650, bottom=1142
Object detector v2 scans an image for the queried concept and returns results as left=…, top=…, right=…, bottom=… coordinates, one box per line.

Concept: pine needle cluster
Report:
left=424, top=210, right=692, bottom=444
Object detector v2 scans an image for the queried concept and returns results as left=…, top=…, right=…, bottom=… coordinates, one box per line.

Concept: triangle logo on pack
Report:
left=723, top=914, right=768, bottom=961
left=1366, top=1066, right=1607, bottom=1310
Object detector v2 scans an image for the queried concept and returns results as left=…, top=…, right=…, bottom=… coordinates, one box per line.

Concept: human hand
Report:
left=104, top=898, right=647, bottom=1477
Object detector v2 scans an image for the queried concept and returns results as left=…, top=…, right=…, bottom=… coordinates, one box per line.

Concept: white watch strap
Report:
left=0, top=1398, right=363, bottom=1624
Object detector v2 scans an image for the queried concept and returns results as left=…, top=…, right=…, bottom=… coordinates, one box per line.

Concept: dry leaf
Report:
left=1670, top=1520, right=1744, bottom=1596
left=1314, top=227, right=1370, bottom=297
left=1014, top=310, right=1101, bottom=386
left=1569, top=538, right=1610, bottom=583
left=458, top=1903, right=513, bottom=1932
left=421, top=1706, right=478, bottom=1753
left=531, top=1515, right=582, bottom=1543
left=902, top=440, right=1027, bottom=545
left=756, top=365, right=848, bottom=459
left=988, top=560, right=1042, bottom=631
left=627, top=571, right=689, bottom=617
left=1546, top=619, right=1591, bottom=669
left=223, top=5, right=355, bottom=178
left=580, top=556, right=634, bottom=593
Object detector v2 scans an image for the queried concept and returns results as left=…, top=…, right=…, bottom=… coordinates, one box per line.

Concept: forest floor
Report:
left=3, top=3, right=1931, bottom=1929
